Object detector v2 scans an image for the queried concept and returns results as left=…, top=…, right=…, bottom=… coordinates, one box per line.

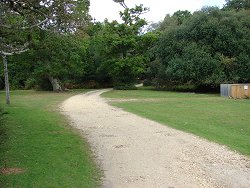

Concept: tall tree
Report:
left=90, top=4, right=150, bottom=87
left=0, top=0, right=90, bottom=103
left=151, top=7, right=250, bottom=88
left=29, top=32, right=92, bottom=91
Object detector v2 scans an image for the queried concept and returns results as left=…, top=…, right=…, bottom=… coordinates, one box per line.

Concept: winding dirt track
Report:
left=61, top=90, right=250, bottom=188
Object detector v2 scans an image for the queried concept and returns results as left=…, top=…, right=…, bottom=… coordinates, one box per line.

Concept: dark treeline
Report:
left=1, top=0, right=249, bottom=92
left=147, top=1, right=250, bottom=91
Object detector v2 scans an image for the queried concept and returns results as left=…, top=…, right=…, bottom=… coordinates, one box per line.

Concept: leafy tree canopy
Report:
left=89, top=4, right=154, bottom=87
left=149, top=7, right=250, bottom=88
left=224, top=0, right=250, bottom=10
left=0, top=0, right=90, bottom=55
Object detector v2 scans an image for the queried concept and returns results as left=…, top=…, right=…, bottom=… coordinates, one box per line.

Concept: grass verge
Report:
left=102, top=89, right=250, bottom=156
left=0, top=90, right=101, bottom=188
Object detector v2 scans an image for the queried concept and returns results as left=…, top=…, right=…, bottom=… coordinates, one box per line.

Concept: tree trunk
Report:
left=48, top=76, right=63, bottom=92
left=2, top=55, right=10, bottom=104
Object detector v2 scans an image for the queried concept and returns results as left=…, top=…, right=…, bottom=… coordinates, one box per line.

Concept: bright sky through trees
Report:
left=90, top=0, right=226, bottom=22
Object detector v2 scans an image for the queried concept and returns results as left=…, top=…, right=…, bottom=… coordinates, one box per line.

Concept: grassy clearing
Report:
left=0, top=90, right=101, bottom=188
left=102, top=89, right=250, bottom=156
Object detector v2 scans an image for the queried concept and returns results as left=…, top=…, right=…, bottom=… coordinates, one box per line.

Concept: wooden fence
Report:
left=220, top=84, right=250, bottom=99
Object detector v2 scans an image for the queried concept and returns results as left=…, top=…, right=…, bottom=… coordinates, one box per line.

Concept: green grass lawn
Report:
left=0, top=90, right=101, bottom=188
left=102, top=89, right=250, bottom=156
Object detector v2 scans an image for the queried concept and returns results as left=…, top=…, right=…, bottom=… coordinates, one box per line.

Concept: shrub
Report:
left=24, top=78, right=37, bottom=89
left=83, top=80, right=100, bottom=89
left=114, top=83, right=138, bottom=90
left=143, top=79, right=152, bottom=86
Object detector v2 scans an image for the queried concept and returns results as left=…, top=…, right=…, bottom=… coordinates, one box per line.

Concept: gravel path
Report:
left=61, top=89, right=250, bottom=188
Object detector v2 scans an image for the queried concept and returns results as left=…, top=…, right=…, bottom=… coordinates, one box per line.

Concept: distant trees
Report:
left=1, top=0, right=249, bottom=94
left=2, top=2, right=155, bottom=91
left=147, top=6, right=250, bottom=89
left=89, top=4, right=155, bottom=88
left=224, top=0, right=250, bottom=10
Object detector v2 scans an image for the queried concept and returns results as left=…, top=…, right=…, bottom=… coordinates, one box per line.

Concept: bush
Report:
left=83, top=80, right=100, bottom=89
left=114, top=83, right=138, bottom=90
left=143, top=79, right=152, bottom=86
left=24, top=78, right=37, bottom=89
left=151, top=8, right=250, bottom=89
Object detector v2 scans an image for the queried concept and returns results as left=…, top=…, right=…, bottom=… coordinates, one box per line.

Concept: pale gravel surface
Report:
left=61, top=89, right=250, bottom=188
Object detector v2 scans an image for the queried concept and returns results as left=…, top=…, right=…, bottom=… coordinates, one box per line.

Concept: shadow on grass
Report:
left=0, top=108, right=9, bottom=187
left=140, top=85, right=220, bottom=94
left=0, top=108, right=8, bottom=157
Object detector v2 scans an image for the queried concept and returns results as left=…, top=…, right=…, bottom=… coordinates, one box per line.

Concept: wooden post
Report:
left=2, top=55, right=10, bottom=104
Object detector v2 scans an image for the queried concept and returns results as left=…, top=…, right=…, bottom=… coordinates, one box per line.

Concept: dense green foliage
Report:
left=0, top=0, right=90, bottom=46
left=1, top=3, right=156, bottom=90
left=103, top=88, right=250, bottom=155
left=1, top=0, right=249, bottom=91
left=0, top=0, right=91, bottom=92
left=224, top=0, right=250, bottom=10
left=0, top=90, right=101, bottom=187
left=147, top=4, right=250, bottom=89
left=4, top=32, right=94, bottom=90
left=89, top=5, right=155, bottom=88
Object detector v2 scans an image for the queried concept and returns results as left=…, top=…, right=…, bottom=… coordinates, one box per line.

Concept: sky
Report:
left=90, top=0, right=226, bottom=23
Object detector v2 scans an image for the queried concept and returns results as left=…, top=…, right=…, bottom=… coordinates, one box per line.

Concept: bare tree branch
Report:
left=21, top=17, right=49, bottom=29
left=0, top=48, right=29, bottom=56
left=113, top=0, right=128, bottom=9
left=0, top=42, right=29, bottom=56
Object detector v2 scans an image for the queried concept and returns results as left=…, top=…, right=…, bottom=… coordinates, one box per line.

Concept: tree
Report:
left=156, top=10, right=191, bottom=33
left=113, top=0, right=127, bottom=8
left=150, top=7, right=250, bottom=88
left=173, top=10, right=192, bottom=25
left=0, top=0, right=90, bottom=103
left=224, top=0, right=250, bottom=10
left=90, top=4, right=150, bottom=88
left=30, top=32, right=92, bottom=91
left=3, top=31, right=94, bottom=91
left=0, top=0, right=46, bottom=104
